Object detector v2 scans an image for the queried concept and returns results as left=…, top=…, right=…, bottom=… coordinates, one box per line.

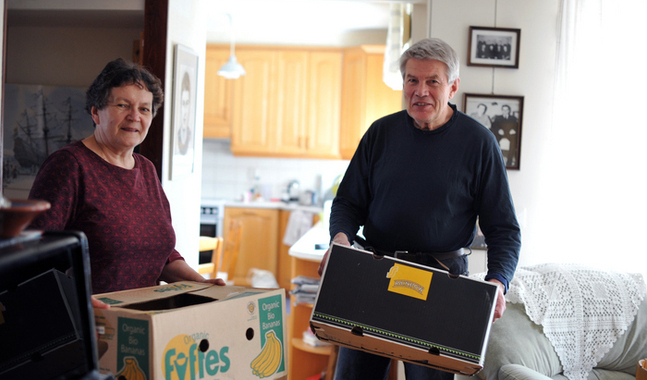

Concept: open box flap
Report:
left=191, top=284, right=252, bottom=300
left=95, top=281, right=212, bottom=307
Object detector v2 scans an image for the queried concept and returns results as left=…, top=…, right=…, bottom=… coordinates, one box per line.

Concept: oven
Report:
left=199, top=199, right=226, bottom=264
left=200, top=199, right=226, bottom=237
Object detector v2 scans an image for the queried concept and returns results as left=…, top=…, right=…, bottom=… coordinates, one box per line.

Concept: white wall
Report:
left=428, top=0, right=560, bottom=269
left=202, top=139, right=350, bottom=203
left=163, top=0, right=208, bottom=268
left=5, top=26, right=141, bottom=87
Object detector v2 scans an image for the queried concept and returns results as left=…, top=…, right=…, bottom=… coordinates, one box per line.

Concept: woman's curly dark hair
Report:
left=85, top=58, right=164, bottom=121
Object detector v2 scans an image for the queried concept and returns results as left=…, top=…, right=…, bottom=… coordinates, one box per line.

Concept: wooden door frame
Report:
left=1, top=0, right=6, bottom=189
left=140, top=0, right=168, bottom=180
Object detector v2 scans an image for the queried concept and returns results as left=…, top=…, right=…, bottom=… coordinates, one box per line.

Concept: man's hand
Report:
left=488, top=279, right=506, bottom=322
left=318, top=232, right=351, bottom=276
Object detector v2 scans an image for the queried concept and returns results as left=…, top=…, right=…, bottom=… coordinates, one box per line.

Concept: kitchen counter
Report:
left=223, top=200, right=323, bottom=214
left=288, top=221, right=330, bottom=262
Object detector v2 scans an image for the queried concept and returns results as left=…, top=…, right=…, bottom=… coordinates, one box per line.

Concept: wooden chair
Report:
left=197, top=236, right=224, bottom=279
left=220, top=219, right=243, bottom=284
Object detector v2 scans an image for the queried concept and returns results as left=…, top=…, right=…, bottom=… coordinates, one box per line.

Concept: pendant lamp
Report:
left=218, top=13, right=246, bottom=79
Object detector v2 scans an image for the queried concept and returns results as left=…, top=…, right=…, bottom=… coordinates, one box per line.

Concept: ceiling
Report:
left=204, top=1, right=395, bottom=45
left=6, top=1, right=418, bottom=46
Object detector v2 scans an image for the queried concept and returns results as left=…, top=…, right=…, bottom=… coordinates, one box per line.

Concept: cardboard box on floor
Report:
left=93, top=282, right=287, bottom=380
left=310, top=244, right=498, bottom=376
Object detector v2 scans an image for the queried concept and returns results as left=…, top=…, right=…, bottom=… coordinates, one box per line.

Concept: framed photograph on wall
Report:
left=463, top=93, right=524, bottom=170
left=170, top=44, right=199, bottom=180
left=467, top=26, right=521, bottom=68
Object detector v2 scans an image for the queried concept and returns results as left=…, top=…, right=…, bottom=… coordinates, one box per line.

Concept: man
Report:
left=318, top=38, right=521, bottom=380
left=491, top=104, right=519, bottom=167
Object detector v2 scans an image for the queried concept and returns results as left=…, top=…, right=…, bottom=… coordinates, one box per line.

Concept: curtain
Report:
left=383, top=3, right=410, bottom=90
left=536, top=0, right=647, bottom=274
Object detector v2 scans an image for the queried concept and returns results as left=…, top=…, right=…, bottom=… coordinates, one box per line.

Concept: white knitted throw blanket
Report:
left=497, top=264, right=646, bottom=380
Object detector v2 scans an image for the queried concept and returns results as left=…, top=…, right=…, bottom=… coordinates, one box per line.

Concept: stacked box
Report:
left=310, top=244, right=497, bottom=376
left=94, top=282, right=287, bottom=380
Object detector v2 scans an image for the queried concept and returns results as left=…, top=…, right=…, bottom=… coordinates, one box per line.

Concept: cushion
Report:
left=499, top=364, right=554, bottom=380
left=594, top=298, right=647, bottom=375
left=479, top=302, right=562, bottom=379
left=478, top=300, right=647, bottom=380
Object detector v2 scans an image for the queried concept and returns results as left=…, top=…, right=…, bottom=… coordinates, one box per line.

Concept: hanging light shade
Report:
left=218, top=55, right=246, bottom=79
left=218, top=13, right=246, bottom=79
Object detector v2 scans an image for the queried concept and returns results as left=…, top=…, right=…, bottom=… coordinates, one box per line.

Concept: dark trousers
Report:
left=333, top=346, right=455, bottom=380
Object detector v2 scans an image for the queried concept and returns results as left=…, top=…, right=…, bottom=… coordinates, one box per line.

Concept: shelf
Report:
left=292, top=338, right=333, bottom=355
left=291, top=300, right=315, bottom=308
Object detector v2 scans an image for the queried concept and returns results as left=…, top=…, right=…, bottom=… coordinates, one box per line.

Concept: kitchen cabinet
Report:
left=233, top=47, right=342, bottom=158
left=230, top=48, right=276, bottom=155
left=223, top=205, right=320, bottom=288
left=203, top=45, right=233, bottom=138
left=207, top=45, right=342, bottom=158
left=305, top=51, right=343, bottom=157
left=340, top=45, right=403, bottom=159
left=223, top=206, right=279, bottom=285
left=273, top=50, right=342, bottom=158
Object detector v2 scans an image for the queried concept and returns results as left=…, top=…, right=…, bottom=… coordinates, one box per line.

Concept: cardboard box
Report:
left=94, top=282, right=287, bottom=380
left=310, top=244, right=498, bottom=376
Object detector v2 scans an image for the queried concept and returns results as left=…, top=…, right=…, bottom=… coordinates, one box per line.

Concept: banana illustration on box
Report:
left=250, top=330, right=283, bottom=378
left=116, top=356, right=147, bottom=380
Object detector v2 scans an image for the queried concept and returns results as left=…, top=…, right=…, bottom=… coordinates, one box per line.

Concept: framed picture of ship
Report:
left=2, top=84, right=93, bottom=198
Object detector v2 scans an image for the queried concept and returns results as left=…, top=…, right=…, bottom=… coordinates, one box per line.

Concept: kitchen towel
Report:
left=283, top=210, right=314, bottom=246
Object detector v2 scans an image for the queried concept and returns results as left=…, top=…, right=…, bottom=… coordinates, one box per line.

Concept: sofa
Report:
left=469, top=264, right=647, bottom=380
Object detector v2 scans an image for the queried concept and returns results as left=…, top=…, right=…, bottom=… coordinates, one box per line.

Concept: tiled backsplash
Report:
left=201, top=139, right=350, bottom=203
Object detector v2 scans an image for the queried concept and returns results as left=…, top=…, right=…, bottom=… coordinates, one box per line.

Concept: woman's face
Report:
left=91, top=83, right=154, bottom=152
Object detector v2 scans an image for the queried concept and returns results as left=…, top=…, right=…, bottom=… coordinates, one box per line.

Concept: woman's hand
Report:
left=91, top=296, right=110, bottom=309
left=200, top=277, right=226, bottom=286
left=160, top=259, right=226, bottom=286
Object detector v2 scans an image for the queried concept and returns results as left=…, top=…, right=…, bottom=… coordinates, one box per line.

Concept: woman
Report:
left=29, top=58, right=224, bottom=295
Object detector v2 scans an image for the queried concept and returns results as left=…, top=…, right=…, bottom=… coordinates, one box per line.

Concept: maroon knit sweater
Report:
left=29, top=141, right=184, bottom=294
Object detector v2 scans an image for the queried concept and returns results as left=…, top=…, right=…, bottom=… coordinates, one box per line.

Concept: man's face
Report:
left=403, top=58, right=459, bottom=131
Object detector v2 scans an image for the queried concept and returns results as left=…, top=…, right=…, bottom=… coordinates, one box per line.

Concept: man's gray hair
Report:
left=400, top=38, right=460, bottom=85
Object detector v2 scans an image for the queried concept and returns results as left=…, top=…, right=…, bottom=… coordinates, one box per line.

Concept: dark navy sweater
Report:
left=330, top=105, right=521, bottom=285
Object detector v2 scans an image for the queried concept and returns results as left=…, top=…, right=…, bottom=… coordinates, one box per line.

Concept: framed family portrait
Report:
left=170, top=44, right=199, bottom=180
left=467, top=26, right=521, bottom=68
left=463, top=93, right=524, bottom=170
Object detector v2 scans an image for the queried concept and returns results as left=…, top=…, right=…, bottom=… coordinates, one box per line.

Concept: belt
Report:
left=354, top=235, right=470, bottom=271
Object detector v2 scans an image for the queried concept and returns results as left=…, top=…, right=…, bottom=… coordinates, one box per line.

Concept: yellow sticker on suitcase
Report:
left=386, top=263, right=433, bottom=301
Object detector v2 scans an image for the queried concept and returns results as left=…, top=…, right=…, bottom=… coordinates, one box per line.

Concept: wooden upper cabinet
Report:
left=230, top=48, right=276, bottom=155
left=273, top=50, right=308, bottom=155
left=340, top=45, right=403, bottom=160
left=228, top=46, right=342, bottom=158
left=306, top=51, right=342, bottom=158
left=205, top=44, right=394, bottom=159
left=204, top=46, right=233, bottom=138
